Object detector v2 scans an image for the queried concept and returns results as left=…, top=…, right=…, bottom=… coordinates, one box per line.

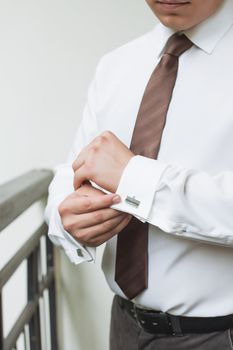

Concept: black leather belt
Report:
left=118, top=296, right=233, bottom=336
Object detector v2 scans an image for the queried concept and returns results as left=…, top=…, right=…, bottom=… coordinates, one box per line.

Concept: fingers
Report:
left=73, top=213, right=127, bottom=241
left=73, top=167, right=88, bottom=190
left=72, top=144, right=89, bottom=172
left=61, top=208, right=124, bottom=234
left=59, top=193, right=121, bottom=216
left=74, top=183, right=106, bottom=197
left=58, top=187, right=130, bottom=248
left=72, top=145, right=93, bottom=189
left=72, top=146, right=87, bottom=172
left=74, top=214, right=132, bottom=247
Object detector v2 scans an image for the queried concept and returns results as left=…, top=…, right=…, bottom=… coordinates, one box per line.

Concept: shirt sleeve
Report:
left=44, top=68, right=101, bottom=265
left=112, top=155, right=233, bottom=246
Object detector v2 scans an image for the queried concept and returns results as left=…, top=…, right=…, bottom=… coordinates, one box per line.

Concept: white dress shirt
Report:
left=45, top=0, right=233, bottom=317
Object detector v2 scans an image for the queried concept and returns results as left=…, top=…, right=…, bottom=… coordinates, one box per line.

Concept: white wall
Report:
left=0, top=1, right=156, bottom=349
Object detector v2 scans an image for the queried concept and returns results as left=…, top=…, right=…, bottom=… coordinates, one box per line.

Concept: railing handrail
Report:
left=0, top=169, right=53, bottom=232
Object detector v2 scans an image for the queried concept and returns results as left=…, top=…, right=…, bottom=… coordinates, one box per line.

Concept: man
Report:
left=45, top=0, right=233, bottom=349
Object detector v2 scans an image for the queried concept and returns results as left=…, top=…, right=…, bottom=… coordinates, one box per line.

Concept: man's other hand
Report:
left=72, top=131, right=134, bottom=193
left=58, top=184, right=132, bottom=247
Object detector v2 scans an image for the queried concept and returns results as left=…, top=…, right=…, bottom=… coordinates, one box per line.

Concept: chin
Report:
left=163, top=23, right=188, bottom=31
left=159, top=16, right=189, bottom=31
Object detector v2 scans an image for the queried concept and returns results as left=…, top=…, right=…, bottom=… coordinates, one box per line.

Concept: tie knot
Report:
left=162, top=33, right=193, bottom=57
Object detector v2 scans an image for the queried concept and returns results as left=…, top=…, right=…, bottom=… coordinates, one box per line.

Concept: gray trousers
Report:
left=110, top=296, right=233, bottom=350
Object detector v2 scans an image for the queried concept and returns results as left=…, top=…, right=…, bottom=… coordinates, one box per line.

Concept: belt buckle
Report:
left=132, top=303, right=151, bottom=328
left=133, top=304, right=183, bottom=336
left=133, top=304, right=169, bottom=333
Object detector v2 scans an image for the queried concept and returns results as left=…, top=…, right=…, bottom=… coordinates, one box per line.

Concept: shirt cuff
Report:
left=111, top=155, right=170, bottom=221
left=46, top=207, right=96, bottom=264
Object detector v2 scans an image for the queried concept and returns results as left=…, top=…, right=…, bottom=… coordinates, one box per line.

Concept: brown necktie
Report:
left=115, top=34, right=193, bottom=300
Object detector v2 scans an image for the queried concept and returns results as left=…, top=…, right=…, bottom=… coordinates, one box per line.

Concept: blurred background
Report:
left=0, top=1, right=156, bottom=349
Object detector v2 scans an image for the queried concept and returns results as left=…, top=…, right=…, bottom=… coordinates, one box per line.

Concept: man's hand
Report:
left=58, top=184, right=132, bottom=247
left=72, top=131, right=134, bottom=193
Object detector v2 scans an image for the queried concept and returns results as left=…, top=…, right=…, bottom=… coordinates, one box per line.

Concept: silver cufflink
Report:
left=125, top=196, right=140, bottom=208
left=77, top=249, right=84, bottom=257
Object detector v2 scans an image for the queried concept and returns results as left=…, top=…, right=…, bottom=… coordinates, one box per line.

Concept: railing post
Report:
left=46, top=235, right=59, bottom=350
left=0, top=291, right=4, bottom=350
left=27, top=247, right=42, bottom=350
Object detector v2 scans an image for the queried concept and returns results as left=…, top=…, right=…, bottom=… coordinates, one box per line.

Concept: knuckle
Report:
left=73, top=232, right=84, bottom=242
left=63, top=220, right=74, bottom=233
left=93, top=136, right=102, bottom=147
left=90, top=145, right=99, bottom=154
left=102, top=220, right=112, bottom=231
left=93, top=211, right=104, bottom=223
left=101, top=130, right=112, bottom=139
left=73, top=230, right=84, bottom=242
left=83, top=198, right=92, bottom=210
left=58, top=202, right=68, bottom=217
left=76, top=230, right=91, bottom=243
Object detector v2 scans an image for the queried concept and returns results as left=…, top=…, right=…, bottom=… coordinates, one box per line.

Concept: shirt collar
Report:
left=155, top=0, right=233, bottom=57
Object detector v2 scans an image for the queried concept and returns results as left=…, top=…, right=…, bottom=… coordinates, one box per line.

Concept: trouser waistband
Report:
left=118, top=296, right=233, bottom=336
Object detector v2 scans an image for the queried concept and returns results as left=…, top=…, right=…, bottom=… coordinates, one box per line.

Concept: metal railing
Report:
left=0, top=170, right=59, bottom=350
